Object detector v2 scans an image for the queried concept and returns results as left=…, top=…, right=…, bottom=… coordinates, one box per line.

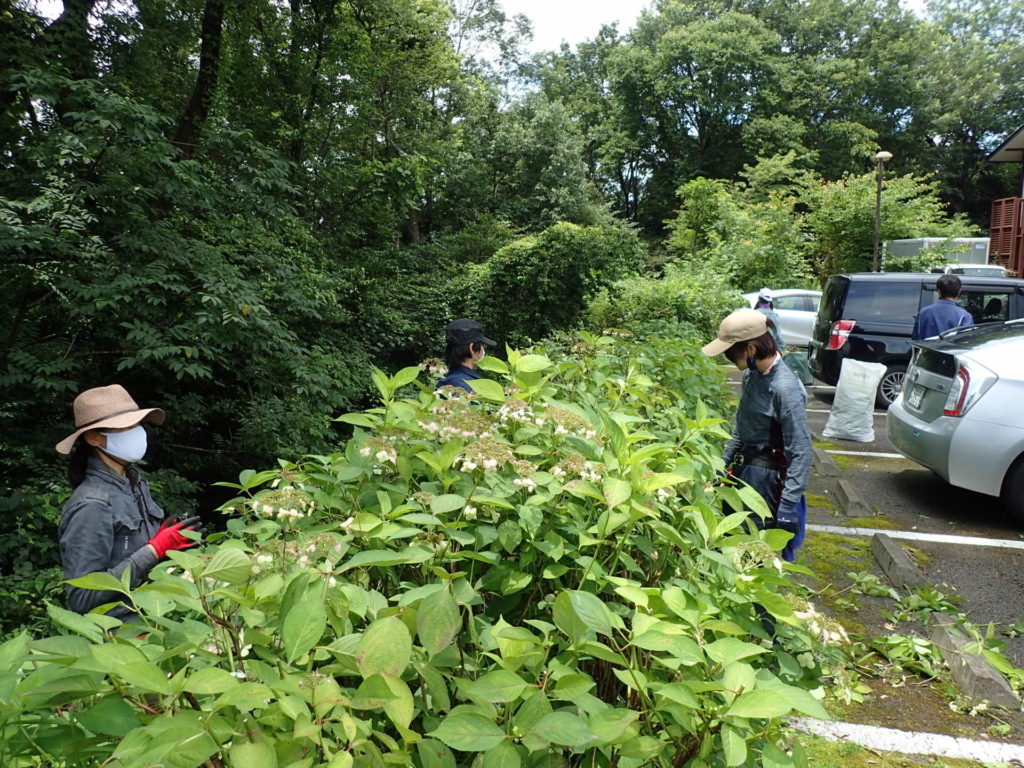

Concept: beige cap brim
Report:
left=55, top=408, right=165, bottom=454
left=701, top=338, right=732, bottom=357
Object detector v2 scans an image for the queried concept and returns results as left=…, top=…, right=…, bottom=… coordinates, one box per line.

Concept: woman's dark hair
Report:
left=68, top=440, right=93, bottom=488
left=444, top=341, right=477, bottom=371
left=725, top=330, right=778, bottom=363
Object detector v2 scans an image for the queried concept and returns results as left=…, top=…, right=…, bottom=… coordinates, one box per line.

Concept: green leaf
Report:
left=468, top=378, right=506, bottom=403
left=340, top=547, right=432, bottom=572
left=721, top=725, right=748, bottom=766
left=475, top=356, right=509, bottom=375
left=641, top=473, right=687, bottom=492
left=482, top=740, right=520, bottom=768
left=357, top=616, right=412, bottom=678
left=705, top=638, right=770, bottom=666
left=282, top=586, right=327, bottom=663
left=530, top=712, right=597, bottom=747
left=602, top=477, right=632, bottom=509
left=46, top=602, right=105, bottom=642
left=228, top=739, right=278, bottom=768
left=184, top=666, right=241, bottom=695
left=553, top=590, right=613, bottom=644
left=77, top=695, right=141, bottom=737
left=202, top=547, right=252, bottom=585
left=65, top=572, right=129, bottom=595
left=465, top=669, right=528, bottom=703
left=417, top=588, right=461, bottom=656
left=429, top=713, right=506, bottom=752
left=391, top=366, right=422, bottom=390
left=417, top=739, right=456, bottom=768
left=516, top=354, right=552, bottom=373
left=656, top=682, right=698, bottom=709
left=431, top=494, right=466, bottom=515
left=726, top=689, right=793, bottom=719
left=336, top=412, right=380, bottom=427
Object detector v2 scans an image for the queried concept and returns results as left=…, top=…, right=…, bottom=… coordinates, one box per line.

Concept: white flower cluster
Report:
left=512, top=477, right=538, bottom=493
left=793, top=602, right=850, bottom=645
left=551, top=466, right=566, bottom=478
left=657, top=488, right=672, bottom=501
left=457, top=456, right=499, bottom=473
left=463, top=505, right=478, bottom=520
left=580, top=461, right=602, bottom=483
left=497, top=401, right=534, bottom=422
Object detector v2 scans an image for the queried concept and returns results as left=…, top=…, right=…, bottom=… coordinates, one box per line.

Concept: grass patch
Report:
left=814, top=439, right=841, bottom=451
left=805, top=531, right=872, bottom=579
left=807, top=491, right=838, bottom=511
left=797, top=732, right=988, bottom=767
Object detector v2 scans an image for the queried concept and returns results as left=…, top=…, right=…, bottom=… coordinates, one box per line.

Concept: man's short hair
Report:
left=936, top=274, right=962, bottom=299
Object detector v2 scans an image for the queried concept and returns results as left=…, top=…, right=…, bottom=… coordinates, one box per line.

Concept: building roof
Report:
left=988, top=123, right=1024, bottom=162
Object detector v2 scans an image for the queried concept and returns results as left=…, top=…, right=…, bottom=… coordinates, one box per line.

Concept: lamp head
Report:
left=875, top=151, right=893, bottom=161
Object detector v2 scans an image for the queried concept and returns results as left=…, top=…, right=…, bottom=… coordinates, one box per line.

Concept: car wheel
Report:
left=876, top=365, right=907, bottom=409
left=1001, top=457, right=1024, bottom=527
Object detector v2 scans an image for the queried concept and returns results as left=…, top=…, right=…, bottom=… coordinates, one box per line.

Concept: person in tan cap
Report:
left=56, top=385, right=201, bottom=620
left=703, top=309, right=811, bottom=561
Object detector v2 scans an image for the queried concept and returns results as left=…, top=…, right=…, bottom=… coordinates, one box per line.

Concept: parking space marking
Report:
left=790, top=717, right=1024, bottom=762
left=824, top=450, right=905, bottom=459
left=806, top=408, right=885, bottom=416
left=807, top=524, right=1024, bottom=551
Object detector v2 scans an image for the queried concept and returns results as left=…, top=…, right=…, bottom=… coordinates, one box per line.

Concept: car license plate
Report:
left=907, top=384, right=924, bottom=408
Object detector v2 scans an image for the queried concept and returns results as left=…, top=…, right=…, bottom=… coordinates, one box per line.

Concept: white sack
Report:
left=822, top=359, right=887, bottom=442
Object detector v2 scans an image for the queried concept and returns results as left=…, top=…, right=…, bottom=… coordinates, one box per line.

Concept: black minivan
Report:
left=809, top=273, right=1024, bottom=407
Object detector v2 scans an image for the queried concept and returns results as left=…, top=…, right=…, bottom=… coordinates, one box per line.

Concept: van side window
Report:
left=843, top=282, right=920, bottom=324
left=957, top=291, right=1011, bottom=324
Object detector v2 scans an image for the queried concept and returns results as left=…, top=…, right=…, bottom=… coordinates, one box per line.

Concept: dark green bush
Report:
left=471, top=221, right=646, bottom=345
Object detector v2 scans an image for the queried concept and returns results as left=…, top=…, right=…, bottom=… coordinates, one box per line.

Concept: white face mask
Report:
left=477, top=347, right=487, bottom=362
left=101, top=425, right=148, bottom=463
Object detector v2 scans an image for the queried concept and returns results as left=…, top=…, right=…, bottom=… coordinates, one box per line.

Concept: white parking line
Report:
left=790, top=718, right=1024, bottom=762
left=807, top=524, right=1024, bottom=551
left=806, top=408, right=885, bottom=416
left=825, top=450, right=906, bottom=459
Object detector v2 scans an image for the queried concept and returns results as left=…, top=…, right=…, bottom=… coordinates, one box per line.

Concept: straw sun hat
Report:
left=55, top=385, right=165, bottom=454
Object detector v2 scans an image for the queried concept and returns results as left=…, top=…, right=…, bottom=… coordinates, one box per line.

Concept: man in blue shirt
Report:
left=437, top=318, right=497, bottom=392
left=912, top=274, right=974, bottom=340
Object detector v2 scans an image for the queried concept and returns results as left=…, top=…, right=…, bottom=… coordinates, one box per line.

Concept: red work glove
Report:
left=148, top=516, right=203, bottom=559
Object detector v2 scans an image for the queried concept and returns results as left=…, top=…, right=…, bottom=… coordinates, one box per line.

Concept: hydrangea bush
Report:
left=0, top=327, right=849, bottom=768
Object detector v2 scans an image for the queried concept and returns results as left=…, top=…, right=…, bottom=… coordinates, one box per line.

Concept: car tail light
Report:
left=943, top=359, right=997, bottom=417
left=826, top=320, right=855, bottom=350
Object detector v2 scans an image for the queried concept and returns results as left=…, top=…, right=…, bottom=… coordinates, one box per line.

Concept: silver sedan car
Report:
left=886, top=320, right=1024, bottom=524
left=743, top=289, right=822, bottom=347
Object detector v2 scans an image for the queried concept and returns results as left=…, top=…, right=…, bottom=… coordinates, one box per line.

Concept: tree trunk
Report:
left=173, top=0, right=227, bottom=160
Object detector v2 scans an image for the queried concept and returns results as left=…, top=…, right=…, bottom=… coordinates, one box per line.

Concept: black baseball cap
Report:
left=445, top=318, right=496, bottom=346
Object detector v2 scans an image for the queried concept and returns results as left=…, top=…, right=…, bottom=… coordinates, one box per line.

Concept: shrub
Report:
left=0, top=332, right=847, bottom=768
left=471, top=221, right=646, bottom=345
left=586, top=263, right=746, bottom=341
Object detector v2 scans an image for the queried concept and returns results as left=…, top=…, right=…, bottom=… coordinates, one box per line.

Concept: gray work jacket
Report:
left=723, top=357, right=812, bottom=509
left=58, top=457, right=165, bottom=619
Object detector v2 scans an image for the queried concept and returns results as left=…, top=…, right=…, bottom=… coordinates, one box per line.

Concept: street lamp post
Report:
left=872, top=150, right=893, bottom=272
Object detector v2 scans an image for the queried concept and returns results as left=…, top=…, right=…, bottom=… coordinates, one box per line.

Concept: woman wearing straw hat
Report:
left=702, top=309, right=811, bottom=561
left=55, top=384, right=201, bottom=619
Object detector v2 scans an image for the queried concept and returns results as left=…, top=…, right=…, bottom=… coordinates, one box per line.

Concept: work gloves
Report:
left=148, top=516, right=203, bottom=559
left=774, top=503, right=800, bottom=536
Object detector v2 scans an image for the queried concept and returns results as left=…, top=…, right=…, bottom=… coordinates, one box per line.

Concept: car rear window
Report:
left=956, top=290, right=1011, bottom=323
left=775, top=294, right=809, bottom=311
left=914, top=347, right=956, bottom=377
left=819, top=278, right=848, bottom=323
left=843, top=281, right=920, bottom=323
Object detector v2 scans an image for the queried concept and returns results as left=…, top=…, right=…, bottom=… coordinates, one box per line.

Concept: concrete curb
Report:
left=870, top=533, right=1020, bottom=709
left=836, top=478, right=873, bottom=517
left=871, top=533, right=927, bottom=589
left=812, top=447, right=840, bottom=478
left=930, top=613, right=1019, bottom=709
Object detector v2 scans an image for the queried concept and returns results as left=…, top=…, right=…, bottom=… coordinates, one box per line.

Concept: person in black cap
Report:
left=437, top=318, right=497, bottom=393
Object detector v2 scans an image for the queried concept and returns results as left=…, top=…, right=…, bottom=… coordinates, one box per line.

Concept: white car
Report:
left=742, top=289, right=823, bottom=347
left=930, top=263, right=1008, bottom=278
left=887, top=320, right=1024, bottom=524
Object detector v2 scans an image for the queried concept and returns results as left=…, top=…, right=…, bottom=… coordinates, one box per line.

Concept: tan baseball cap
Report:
left=701, top=308, right=768, bottom=357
